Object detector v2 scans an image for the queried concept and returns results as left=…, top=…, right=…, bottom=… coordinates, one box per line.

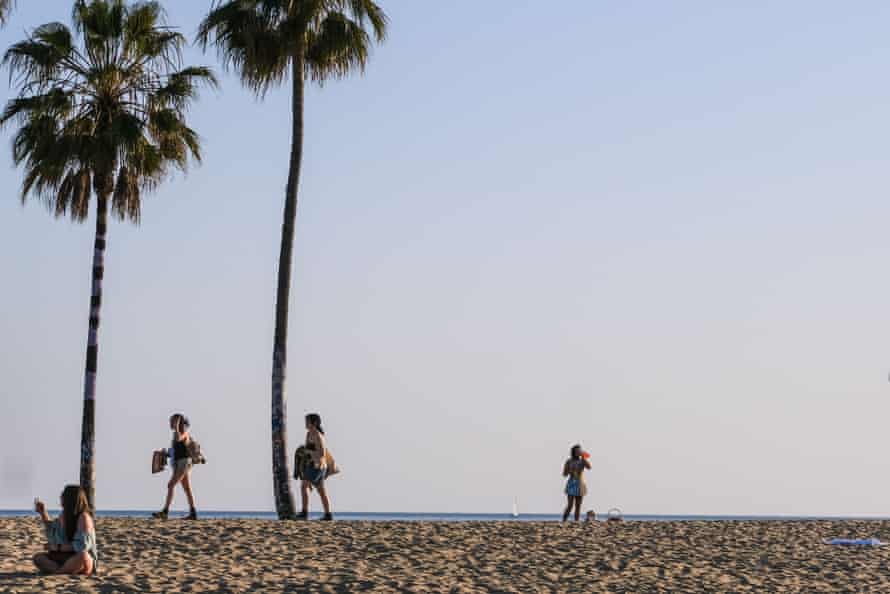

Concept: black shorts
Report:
left=47, top=551, right=76, bottom=564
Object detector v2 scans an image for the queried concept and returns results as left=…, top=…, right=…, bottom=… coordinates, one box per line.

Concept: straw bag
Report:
left=324, top=450, right=340, bottom=477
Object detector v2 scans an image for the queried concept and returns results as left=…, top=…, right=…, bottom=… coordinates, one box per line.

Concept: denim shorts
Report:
left=304, top=464, right=327, bottom=486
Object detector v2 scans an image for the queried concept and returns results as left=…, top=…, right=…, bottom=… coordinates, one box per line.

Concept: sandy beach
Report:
left=1, top=517, right=889, bottom=593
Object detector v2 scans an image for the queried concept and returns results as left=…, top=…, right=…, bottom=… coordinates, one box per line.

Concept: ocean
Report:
left=2, top=510, right=887, bottom=522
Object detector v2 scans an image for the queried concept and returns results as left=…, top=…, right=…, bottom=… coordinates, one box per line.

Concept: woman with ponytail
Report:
left=153, top=413, right=198, bottom=520
left=298, top=413, right=333, bottom=520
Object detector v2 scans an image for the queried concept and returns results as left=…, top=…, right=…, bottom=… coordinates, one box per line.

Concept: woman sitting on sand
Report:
left=153, top=413, right=198, bottom=520
left=33, top=485, right=97, bottom=575
left=562, top=444, right=591, bottom=522
left=298, top=413, right=333, bottom=521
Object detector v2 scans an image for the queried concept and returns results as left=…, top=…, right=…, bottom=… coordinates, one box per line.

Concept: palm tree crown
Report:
left=198, top=0, right=386, bottom=94
left=2, top=0, right=216, bottom=223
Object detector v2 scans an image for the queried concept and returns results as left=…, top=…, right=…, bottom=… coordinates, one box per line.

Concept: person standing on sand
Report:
left=298, top=413, right=333, bottom=521
left=33, top=485, right=97, bottom=575
left=153, top=413, right=198, bottom=520
left=562, top=444, right=591, bottom=522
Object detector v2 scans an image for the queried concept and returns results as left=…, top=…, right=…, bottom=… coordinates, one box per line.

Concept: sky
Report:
left=2, top=0, right=890, bottom=516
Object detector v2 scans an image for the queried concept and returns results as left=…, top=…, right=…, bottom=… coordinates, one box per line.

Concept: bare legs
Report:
left=162, top=473, right=178, bottom=510
left=300, top=480, right=332, bottom=517
left=158, top=466, right=196, bottom=516
left=317, top=484, right=331, bottom=516
left=300, top=480, right=309, bottom=514
left=33, top=553, right=58, bottom=573
left=32, top=552, right=93, bottom=576
left=563, top=496, right=583, bottom=521
left=181, top=472, right=197, bottom=510
left=57, top=551, right=93, bottom=575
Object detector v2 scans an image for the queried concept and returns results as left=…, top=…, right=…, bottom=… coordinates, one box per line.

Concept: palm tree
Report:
left=1, top=0, right=216, bottom=509
left=198, top=0, right=387, bottom=519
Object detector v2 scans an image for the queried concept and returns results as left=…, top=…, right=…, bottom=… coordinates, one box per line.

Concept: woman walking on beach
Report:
left=562, top=444, right=591, bottom=522
left=33, top=485, right=97, bottom=575
left=298, top=413, right=333, bottom=520
left=153, top=413, right=198, bottom=520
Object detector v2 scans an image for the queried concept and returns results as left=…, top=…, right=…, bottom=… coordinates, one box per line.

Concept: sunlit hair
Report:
left=169, top=413, right=190, bottom=432
left=61, top=484, right=89, bottom=542
left=305, top=413, right=324, bottom=435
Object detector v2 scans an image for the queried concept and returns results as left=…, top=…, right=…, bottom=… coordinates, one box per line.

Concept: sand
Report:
left=2, top=517, right=890, bottom=592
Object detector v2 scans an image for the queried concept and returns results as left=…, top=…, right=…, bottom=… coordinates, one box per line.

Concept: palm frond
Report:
left=3, top=0, right=213, bottom=224
left=305, top=11, right=370, bottom=82
left=198, top=0, right=290, bottom=95
left=338, top=0, right=387, bottom=42
left=198, top=0, right=387, bottom=93
left=0, top=89, right=73, bottom=127
left=3, top=24, right=74, bottom=86
left=153, top=66, right=219, bottom=110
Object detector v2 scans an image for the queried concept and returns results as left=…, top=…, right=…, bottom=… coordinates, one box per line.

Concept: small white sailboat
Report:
left=511, top=498, right=519, bottom=518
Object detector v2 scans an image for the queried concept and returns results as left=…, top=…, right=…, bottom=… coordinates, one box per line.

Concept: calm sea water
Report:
left=2, top=510, right=887, bottom=522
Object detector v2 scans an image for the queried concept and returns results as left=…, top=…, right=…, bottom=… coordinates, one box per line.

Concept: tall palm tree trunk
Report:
left=79, top=195, right=108, bottom=511
left=271, top=54, right=305, bottom=520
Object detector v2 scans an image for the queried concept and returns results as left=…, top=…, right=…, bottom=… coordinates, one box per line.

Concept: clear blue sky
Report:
left=2, top=1, right=890, bottom=515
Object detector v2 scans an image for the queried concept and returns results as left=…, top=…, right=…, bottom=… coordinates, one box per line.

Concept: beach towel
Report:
left=293, top=446, right=311, bottom=481
left=824, top=538, right=886, bottom=546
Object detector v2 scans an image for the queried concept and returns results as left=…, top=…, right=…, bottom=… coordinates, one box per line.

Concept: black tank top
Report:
left=173, top=439, right=189, bottom=461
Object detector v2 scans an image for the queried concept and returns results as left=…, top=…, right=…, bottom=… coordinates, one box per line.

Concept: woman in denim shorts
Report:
left=298, top=413, right=333, bottom=520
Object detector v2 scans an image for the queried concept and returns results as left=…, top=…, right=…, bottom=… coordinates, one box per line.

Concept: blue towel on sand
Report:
left=824, top=538, right=885, bottom=546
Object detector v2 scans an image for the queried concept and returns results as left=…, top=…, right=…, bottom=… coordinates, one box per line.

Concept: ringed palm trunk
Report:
left=271, top=54, right=305, bottom=519
left=79, top=194, right=109, bottom=511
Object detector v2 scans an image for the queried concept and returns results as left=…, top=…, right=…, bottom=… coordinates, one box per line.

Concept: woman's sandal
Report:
left=151, top=510, right=168, bottom=520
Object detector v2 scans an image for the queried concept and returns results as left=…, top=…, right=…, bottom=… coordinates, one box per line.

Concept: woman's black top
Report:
left=172, top=439, right=189, bottom=461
